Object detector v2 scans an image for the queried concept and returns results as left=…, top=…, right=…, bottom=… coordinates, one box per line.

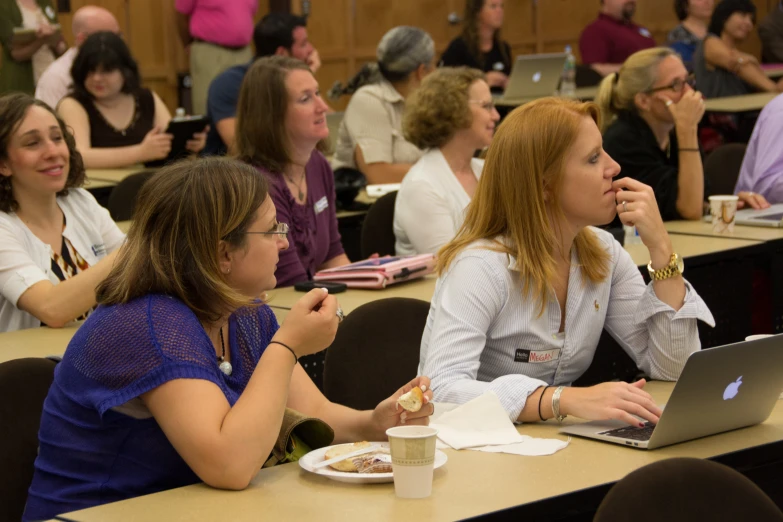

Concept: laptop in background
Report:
left=735, top=203, right=783, bottom=228
left=560, top=335, right=783, bottom=449
left=501, top=53, right=567, bottom=100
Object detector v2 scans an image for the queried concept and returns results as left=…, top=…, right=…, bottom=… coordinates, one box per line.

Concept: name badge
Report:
left=492, top=61, right=505, bottom=71
left=91, top=243, right=107, bottom=257
left=639, top=27, right=651, bottom=38
left=515, top=348, right=561, bottom=364
left=314, top=196, right=328, bottom=215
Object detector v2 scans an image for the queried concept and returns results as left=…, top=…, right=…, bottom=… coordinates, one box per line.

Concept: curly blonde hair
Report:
left=403, top=67, right=486, bottom=150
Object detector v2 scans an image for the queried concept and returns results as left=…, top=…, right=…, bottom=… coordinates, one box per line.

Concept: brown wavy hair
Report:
left=462, top=0, right=510, bottom=69
left=96, top=157, right=269, bottom=323
left=437, top=98, right=610, bottom=315
left=235, top=55, right=326, bottom=174
left=0, top=93, right=85, bottom=213
left=403, top=67, right=486, bottom=149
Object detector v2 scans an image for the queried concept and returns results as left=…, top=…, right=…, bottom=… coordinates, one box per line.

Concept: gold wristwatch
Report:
left=647, top=253, right=684, bottom=281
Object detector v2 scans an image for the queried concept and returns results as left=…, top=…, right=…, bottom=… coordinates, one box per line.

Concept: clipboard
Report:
left=144, top=115, right=208, bottom=168
left=11, top=25, right=61, bottom=46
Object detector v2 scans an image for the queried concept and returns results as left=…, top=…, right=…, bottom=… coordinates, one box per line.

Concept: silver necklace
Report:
left=284, top=168, right=306, bottom=202
left=218, top=326, right=232, bottom=376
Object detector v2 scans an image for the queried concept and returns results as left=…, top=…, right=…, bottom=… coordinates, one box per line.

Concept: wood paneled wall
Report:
left=297, top=0, right=777, bottom=110
left=1, top=0, right=777, bottom=112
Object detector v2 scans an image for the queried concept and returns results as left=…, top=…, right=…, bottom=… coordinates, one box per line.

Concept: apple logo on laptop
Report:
left=532, top=71, right=542, bottom=83
left=723, top=376, right=742, bottom=400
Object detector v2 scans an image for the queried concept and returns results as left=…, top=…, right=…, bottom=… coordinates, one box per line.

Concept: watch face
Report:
left=677, top=255, right=684, bottom=274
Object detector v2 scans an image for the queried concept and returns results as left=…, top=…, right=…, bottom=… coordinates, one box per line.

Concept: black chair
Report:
left=594, top=457, right=783, bottom=522
left=323, top=298, right=430, bottom=410
left=575, top=64, right=604, bottom=88
left=360, top=191, right=398, bottom=258
left=704, top=143, right=747, bottom=196
left=106, top=170, right=157, bottom=221
left=0, top=357, right=58, bottom=522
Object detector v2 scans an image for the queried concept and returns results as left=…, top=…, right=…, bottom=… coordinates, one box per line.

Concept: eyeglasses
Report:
left=246, top=222, right=289, bottom=239
left=469, top=99, right=496, bottom=112
left=645, top=74, right=696, bottom=94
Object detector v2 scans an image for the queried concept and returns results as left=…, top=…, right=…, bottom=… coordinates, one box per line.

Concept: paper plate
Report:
left=299, top=442, right=447, bottom=484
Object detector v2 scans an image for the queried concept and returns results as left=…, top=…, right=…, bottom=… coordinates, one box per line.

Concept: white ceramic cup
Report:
left=386, top=426, right=438, bottom=499
left=708, top=195, right=739, bottom=233
left=745, top=334, right=774, bottom=342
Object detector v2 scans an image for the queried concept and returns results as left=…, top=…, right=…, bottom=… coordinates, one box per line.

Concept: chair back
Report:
left=594, top=457, right=783, bottom=522
left=575, top=64, right=603, bottom=87
left=360, top=191, right=397, bottom=258
left=0, top=358, right=57, bottom=522
left=704, top=143, right=747, bottom=196
left=106, top=170, right=157, bottom=221
left=323, top=297, right=430, bottom=410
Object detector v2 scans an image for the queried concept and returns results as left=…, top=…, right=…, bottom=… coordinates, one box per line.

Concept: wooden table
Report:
left=61, top=381, right=783, bottom=522
left=666, top=219, right=783, bottom=242
left=704, top=92, right=778, bottom=113
left=0, top=235, right=762, bottom=365
left=763, top=64, right=783, bottom=78
left=86, top=167, right=149, bottom=184
left=496, top=86, right=598, bottom=108
left=83, top=178, right=117, bottom=190
left=0, top=323, right=80, bottom=364
left=624, top=233, right=760, bottom=266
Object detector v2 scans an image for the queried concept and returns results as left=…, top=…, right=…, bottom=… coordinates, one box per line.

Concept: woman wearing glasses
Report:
left=597, top=48, right=767, bottom=222
left=394, top=67, right=499, bottom=255
left=235, top=56, right=350, bottom=288
left=24, top=157, right=435, bottom=521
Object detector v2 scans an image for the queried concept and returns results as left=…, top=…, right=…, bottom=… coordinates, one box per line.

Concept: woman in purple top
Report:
left=236, top=56, right=350, bottom=287
left=23, top=157, right=434, bottom=521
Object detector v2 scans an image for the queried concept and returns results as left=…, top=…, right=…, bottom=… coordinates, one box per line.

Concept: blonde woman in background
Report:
left=394, top=67, right=499, bottom=256
left=597, top=48, right=767, bottom=223
left=419, top=98, right=715, bottom=424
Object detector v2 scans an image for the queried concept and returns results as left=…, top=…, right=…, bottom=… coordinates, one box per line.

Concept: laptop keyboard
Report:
left=599, top=422, right=656, bottom=441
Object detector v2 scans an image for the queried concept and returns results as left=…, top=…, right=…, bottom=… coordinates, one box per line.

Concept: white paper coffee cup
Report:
left=386, top=426, right=438, bottom=499
left=708, top=195, right=739, bottom=233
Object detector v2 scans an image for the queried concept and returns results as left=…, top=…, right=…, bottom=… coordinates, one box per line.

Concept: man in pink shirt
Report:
left=175, top=0, right=258, bottom=115
left=579, top=0, right=656, bottom=77
left=34, top=6, right=120, bottom=109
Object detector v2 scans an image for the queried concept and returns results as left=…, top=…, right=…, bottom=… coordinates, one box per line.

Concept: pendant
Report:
left=219, top=361, right=233, bottom=376
left=298, top=189, right=304, bottom=201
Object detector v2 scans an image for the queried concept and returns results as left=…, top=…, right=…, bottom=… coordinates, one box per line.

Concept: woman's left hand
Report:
left=186, top=125, right=209, bottom=154
left=370, top=376, right=434, bottom=438
left=614, top=177, right=673, bottom=261
left=737, top=191, right=770, bottom=210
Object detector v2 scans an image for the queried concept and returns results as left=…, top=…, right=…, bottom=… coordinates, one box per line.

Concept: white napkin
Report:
left=431, top=392, right=569, bottom=456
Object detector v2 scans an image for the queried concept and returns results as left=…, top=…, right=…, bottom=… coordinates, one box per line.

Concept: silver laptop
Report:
left=735, top=203, right=783, bottom=228
left=560, top=335, right=783, bottom=449
left=501, top=53, right=567, bottom=100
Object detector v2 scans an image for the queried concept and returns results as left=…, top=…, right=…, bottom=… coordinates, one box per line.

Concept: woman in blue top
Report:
left=23, top=157, right=434, bottom=520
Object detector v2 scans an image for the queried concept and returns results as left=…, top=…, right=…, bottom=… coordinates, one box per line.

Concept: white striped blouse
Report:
left=418, top=227, right=716, bottom=420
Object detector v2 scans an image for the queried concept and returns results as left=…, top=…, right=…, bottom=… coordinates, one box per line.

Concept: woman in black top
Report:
left=58, top=32, right=206, bottom=169
left=440, top=0, right=511, bottom=92
left=597, top=47, right=766, bottom=224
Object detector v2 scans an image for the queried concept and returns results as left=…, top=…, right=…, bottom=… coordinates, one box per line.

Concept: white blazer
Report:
left=0, top=189, right=125, bottom=332
left=394, top=148, right=483, bottom=256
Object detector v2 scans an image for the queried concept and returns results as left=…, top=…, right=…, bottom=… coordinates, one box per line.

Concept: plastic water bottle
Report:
left=623, top=225, right=643, bottom=245
left=560, top=46, right=577, bottom=99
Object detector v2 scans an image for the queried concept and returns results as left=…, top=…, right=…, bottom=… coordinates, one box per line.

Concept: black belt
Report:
left=192, top=38, right=248, bottom=51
